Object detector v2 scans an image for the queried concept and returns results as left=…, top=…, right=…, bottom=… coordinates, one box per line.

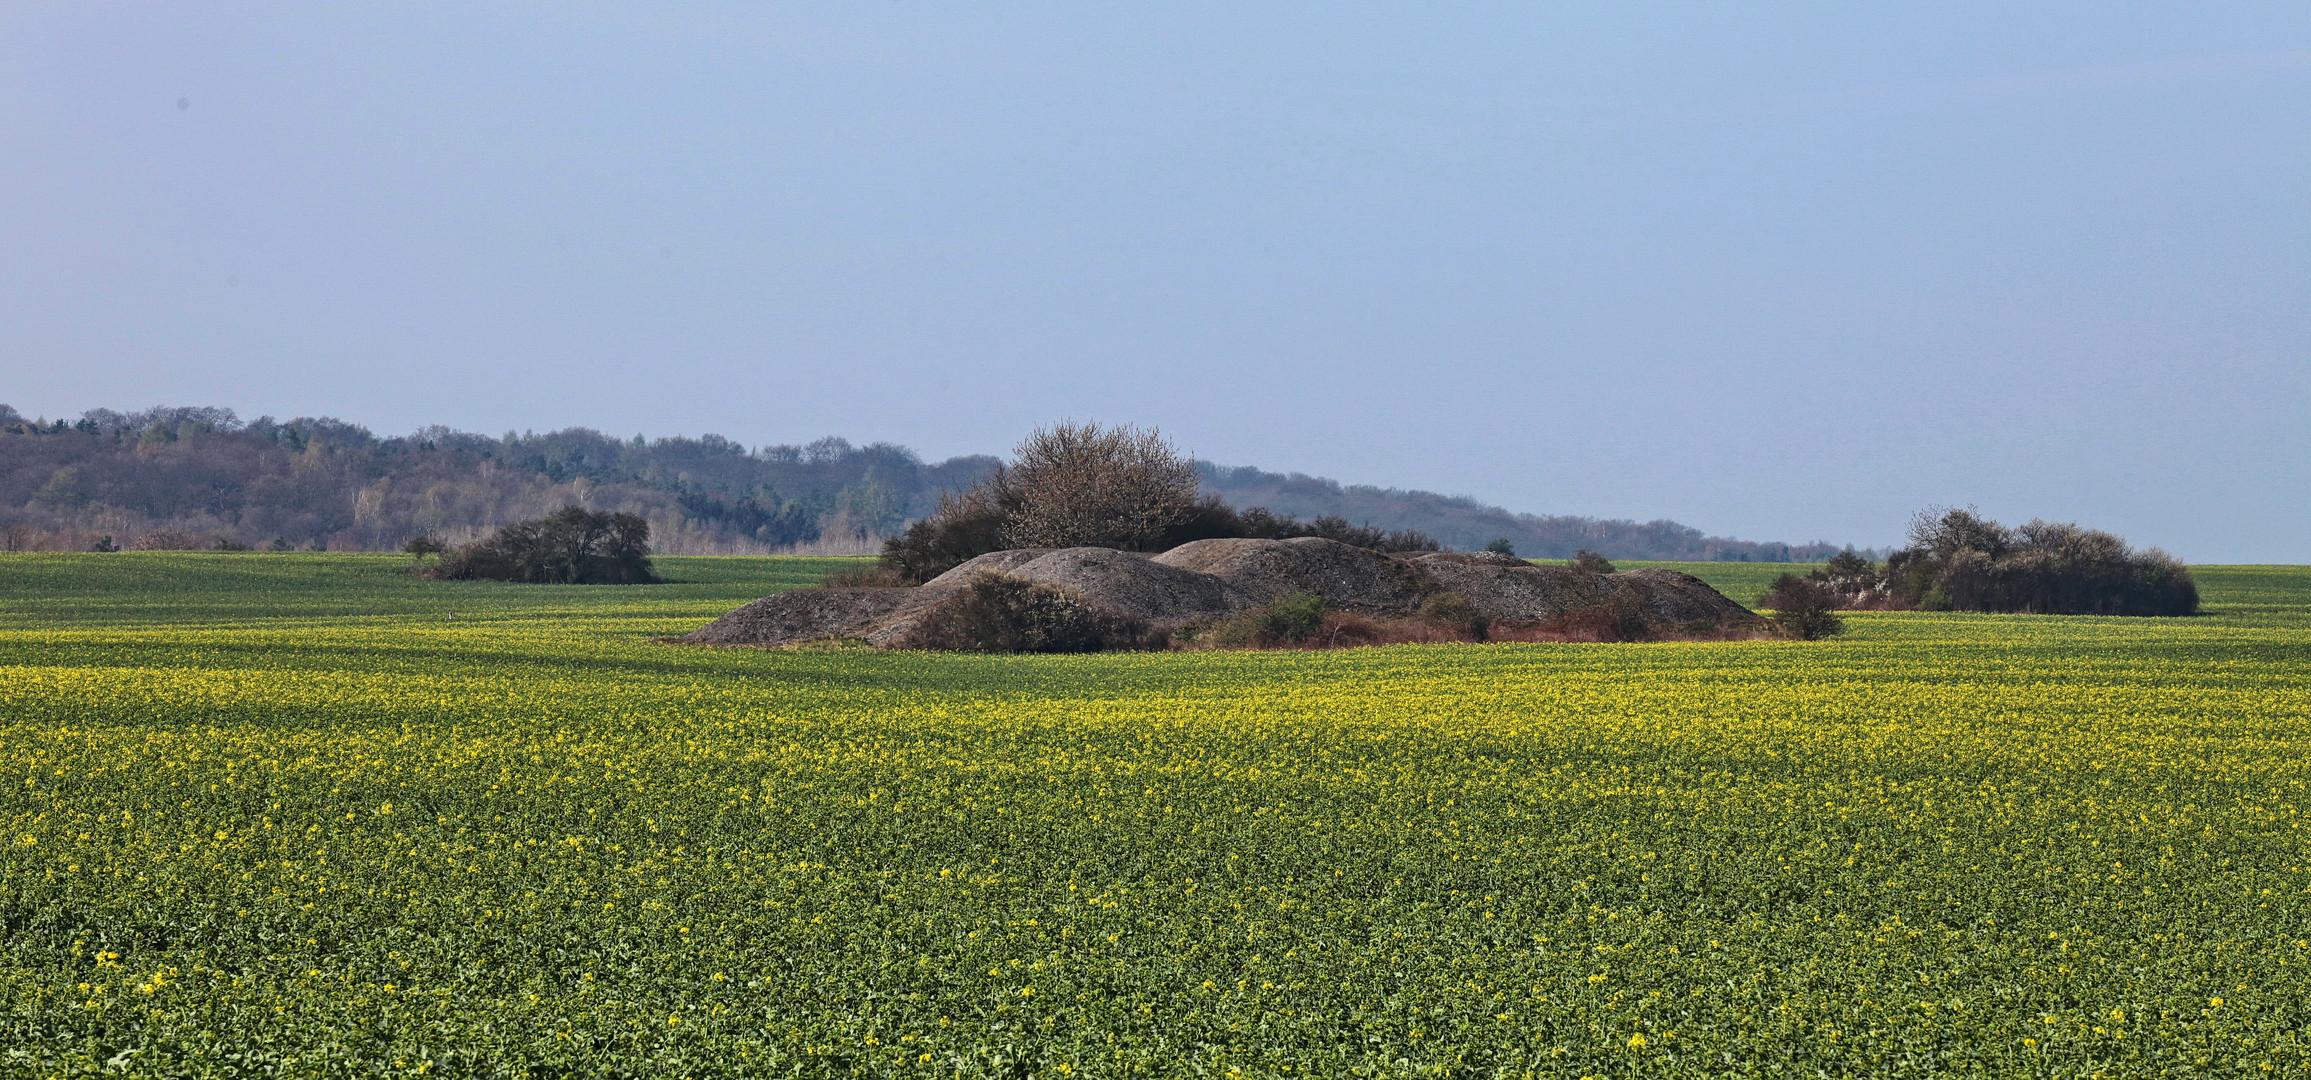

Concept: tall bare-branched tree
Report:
left=878, top=421, right=1436, bottom=582
left=999, top=422, right=1199, bottom=551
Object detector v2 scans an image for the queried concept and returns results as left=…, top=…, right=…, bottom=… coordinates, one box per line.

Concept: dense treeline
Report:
left=0, top=405, right=995, bottom=554
left=1801, top=508, right=2198, bottom=616
left=1197, top=464, right=1845, bottom=561
left=1, top=403, right=1847, bottom=559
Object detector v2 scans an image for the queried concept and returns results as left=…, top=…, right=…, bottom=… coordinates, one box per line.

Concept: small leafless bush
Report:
left=131, top=528, right=207, bottom=551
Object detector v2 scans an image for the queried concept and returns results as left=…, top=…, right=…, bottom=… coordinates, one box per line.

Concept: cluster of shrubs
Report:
left=1791, top=508, right=2197, bottom=617
left=896, top=573, right=1165, bottom=653
left=1569, top=549, right=1614, bottom=575
left=1173, top=585, right=1740, bottom=651
left=1756, top=575, right=1846, bottom=640
left=879, top=422, right=1437, bottom=583
left=60, top=529, right=314, bottom=552
left=415, top=506, right=661, bottom=585
left=1195, top=591, right=1335, bottom=648
left=907, top=577, right=1743, bottom=655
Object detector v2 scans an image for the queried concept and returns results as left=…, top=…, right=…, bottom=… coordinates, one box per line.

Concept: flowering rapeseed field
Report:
left=3, top=554, right=2308, bottom=1077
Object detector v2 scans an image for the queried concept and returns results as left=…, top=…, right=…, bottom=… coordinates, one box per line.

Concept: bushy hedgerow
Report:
left=433, top=505, right=659, bottom=584
left=131, top=528, right=207, bottom=551
left=1221, top=507, right=1440, bottom=554
left=881, top=484, right=1012, bottom=583
left=1819, top=509, right=2196, bottom=616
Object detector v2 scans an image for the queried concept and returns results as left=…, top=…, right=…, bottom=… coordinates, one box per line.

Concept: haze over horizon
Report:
left=5, top=3, right=2306, bottom=561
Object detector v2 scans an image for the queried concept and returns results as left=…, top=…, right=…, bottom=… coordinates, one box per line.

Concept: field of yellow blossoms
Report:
left=3, top=553, right=2308, bottom=1077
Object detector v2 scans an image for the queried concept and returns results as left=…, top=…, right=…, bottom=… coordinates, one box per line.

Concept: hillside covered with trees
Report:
left=0, top=405, right=990, bottom=555
left=1196, top=463, right=1843, bottom=562
left=0, top=404, right=1842, bottom=559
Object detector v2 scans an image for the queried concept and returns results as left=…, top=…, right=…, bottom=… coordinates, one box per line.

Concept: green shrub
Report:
left=880, top=485, right=1013, bottom=583
left=1419, top=591, right=1490, bottom=641
left=1886, top=507, right=2197, bottom=616
left=900, top=573, right=1159, bottom=653
left=1203, top=591, right=1329, bottom=647
left=1571, top=549, right=1615, bottom=574
left=1758, top=573, right=1846, bottom=640
left=1820, top=548, right=1875, bottom=581
left=434, top=506, right=659, bottom=584
left=1255, top=591, right=1328, bottom=644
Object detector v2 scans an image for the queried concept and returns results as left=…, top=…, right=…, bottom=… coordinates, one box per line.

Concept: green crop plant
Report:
left=2, top=553, right=2306, bottom=1075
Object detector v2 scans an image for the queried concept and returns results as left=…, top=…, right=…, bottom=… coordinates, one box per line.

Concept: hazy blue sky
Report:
left=4, top=3, right=2305, bottom=559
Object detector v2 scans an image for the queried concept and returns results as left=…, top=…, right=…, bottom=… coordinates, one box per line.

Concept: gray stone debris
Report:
left=681, top=537, right=1759, bottom=648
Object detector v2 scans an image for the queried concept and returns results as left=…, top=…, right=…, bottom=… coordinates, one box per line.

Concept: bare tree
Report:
left=1000, top=422, right=1199, bottom=551
left=880, top=420, right=1443, bottom=581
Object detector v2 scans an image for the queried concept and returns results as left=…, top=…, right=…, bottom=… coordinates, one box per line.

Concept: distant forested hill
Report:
left=0, top=405, right=1842, bottom=559
left=1196, top=464, right=1840, bottom=562
left=0, top=406, right=995, bottom=554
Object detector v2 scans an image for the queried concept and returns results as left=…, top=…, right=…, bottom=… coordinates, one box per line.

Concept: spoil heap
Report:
left=683, top=537, right=1759, bottom=649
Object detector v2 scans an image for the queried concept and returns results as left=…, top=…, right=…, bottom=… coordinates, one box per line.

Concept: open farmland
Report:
left=3, top=555, right=2309, bottom=1076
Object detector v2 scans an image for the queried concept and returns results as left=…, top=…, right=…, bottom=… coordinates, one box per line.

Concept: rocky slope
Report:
left=683, top=538, right=1759, bottom=648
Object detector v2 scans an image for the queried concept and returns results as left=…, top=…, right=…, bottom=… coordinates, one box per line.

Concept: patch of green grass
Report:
left=1618, top=560, right=1822, bottom=603
left=2, top=554, right=2308, bottom=1075
left=0, top=551, right=852, bottom=629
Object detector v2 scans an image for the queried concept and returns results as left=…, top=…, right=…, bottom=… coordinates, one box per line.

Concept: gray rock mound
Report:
left=860, top=548, right=1244, bottom=647
left=1002, top=547, right=1249, bottom=623
left=1607, top=568, right=1760, bottom=626
left=922, top=549, right=1058, bottom=587
left=1155, top=537, right=1427, bottom=610
left=682, top=586, right=942, bottom=646
left=684, top=545, right=1761, bottom=648
left=1403, top=552, right=1614, bottom=621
